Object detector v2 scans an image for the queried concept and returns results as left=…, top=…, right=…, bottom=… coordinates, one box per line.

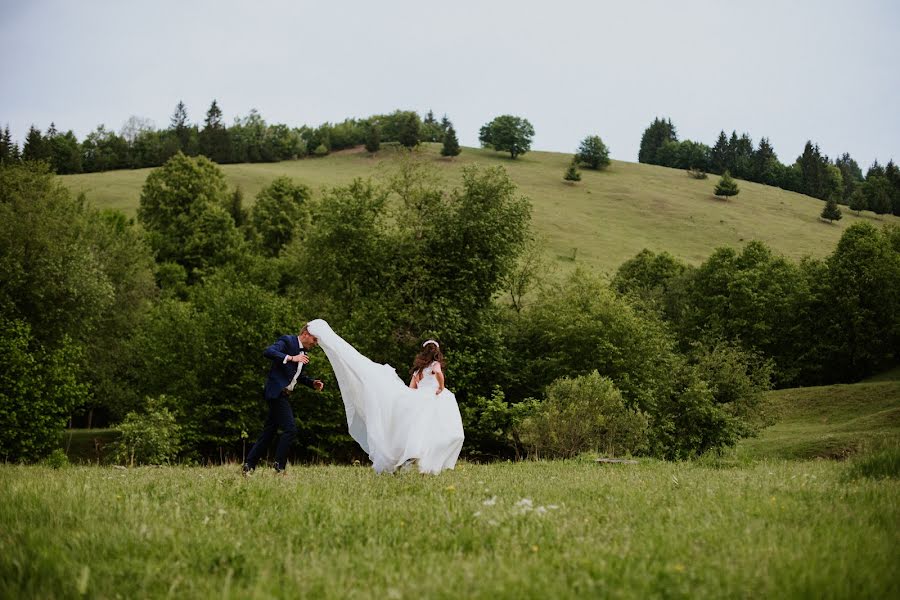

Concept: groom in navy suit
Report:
left=243, top=323, right=325, bottom=474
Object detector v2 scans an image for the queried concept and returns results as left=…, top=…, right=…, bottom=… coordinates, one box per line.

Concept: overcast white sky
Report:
left=1, top=0, right=898, bottom=169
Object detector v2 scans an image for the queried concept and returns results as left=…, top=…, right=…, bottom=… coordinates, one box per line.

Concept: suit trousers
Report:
left=245, top=393, right=298, bottom=470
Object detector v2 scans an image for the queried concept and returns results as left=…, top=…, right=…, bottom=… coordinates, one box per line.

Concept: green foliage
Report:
left=563, top=161, right=581, bottom=182
left=516, top=371, right=649, bottom=458
left=820, top=194, right=842, bottom=222
left=440, top=125, right=461, bottom=157
left=0, top=162, right=156, bottom=421
left=848, top=188, right=867, bottom=214
left=40, top=448, right=69, bottom=469
left=637, top=117, right=677, bottom=164
left=132, top=275, right=296, bottom=456
left=112, top=397, right=182, bottom=465
left=714, top=170, right=739, bottom=198
left=365, top=123, right=381, bottom=153
left=0, top=318, right=89, bottom=462
left=138, top=152, right=244, bottom=282
left=478, top=115, right=534, bottom=159
left=247, top=177, right=311, bottom=257
left=687, top=167, right=708, bottom=179
left=612, top=248, right=688, bottom=312
left=575, top=135, right=610, bottom=170
left=816, top=222, right=900, bottom=381
left=459, top=388, right=535, bottom=459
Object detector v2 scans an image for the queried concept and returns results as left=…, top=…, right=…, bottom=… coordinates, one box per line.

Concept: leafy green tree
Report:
left=479, top=115, right=534, bottom=159
left=132, top=275, right=300, bottom=458
left=516, top=371, right=648, bottom=458
left=397, top=112, right=421, bottom=147
left=835, top=152, right=863, bottom=202
left=137, top=153, right=243, bottom=282
left=816, top=223, right=900, bottom=380
left=248, top=177, right=311, bottom=257
left=676, top=140, right=711, bottom=172
left=0, top=318, right=89, bottom=462
left=81, top=125, right=128, bottom=172
left=563, top=160, right=581, bottom=182
left=47, top=129, right=82, bottom=174
left=821, top=194, right=842, bottom=223
left=575, top=135, right=610, bottom=169
left=714, top=170, right=740, bottom=199
left=440, top=124, right=460, bottom=157
left=865, top=176, right=893, bottom=215
left=612, top=248, right=688, bottom=317
left=365, top=122, right=381, bottom=153
left=848, top=188, right=867, bottom=214
left=112, top=397, right=182, bottom=465
left=638, top=117, right=677, bottom=165
left=228, top=185, right=247, bottom=228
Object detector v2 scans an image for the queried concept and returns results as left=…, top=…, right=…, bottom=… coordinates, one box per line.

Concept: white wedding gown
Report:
left=307, top=319, right=464, bottom=474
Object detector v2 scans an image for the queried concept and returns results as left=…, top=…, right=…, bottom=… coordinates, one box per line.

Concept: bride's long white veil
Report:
left=307, top=319, right=464, bottom=473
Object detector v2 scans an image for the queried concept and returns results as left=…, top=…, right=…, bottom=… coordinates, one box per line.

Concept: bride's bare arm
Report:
left=434, top=363, right=445, bottom=394
left=409, top=371, right=419, bottom=389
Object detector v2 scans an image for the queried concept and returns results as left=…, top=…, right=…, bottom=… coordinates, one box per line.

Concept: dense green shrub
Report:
left=516, top=372, right=648, bottom=458
left=0, top=319, right=89, bottom=462
left=113, top=397, right=182, bottom=465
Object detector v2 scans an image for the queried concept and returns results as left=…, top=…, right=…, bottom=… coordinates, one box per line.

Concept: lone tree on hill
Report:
left=820, top=194, right=843, bottom=223
left=848, top=188, right=867, bottom=215
left=479, top=115, right=534, bottom=159
left=714, top=170, right=739, bottom=199
left=441, top=124, right=461, bottom=157
left=575, top=135, right=610, bottom=170
left=564, top=160, right=581, bottom=182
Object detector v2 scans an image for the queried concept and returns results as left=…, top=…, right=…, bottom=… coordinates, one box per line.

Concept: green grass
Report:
left=59, top=144, right=899, bottom=275
left=736, top=380, right=900, bottom=461
left=1, top=460, right=898, bottom=599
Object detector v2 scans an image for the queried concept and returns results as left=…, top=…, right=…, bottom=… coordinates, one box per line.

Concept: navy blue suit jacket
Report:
left=263, top=335, right=315, bottom=400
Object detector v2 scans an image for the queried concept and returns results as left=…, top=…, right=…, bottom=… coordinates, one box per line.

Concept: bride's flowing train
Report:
left=307, top=319, right=464, bottom=474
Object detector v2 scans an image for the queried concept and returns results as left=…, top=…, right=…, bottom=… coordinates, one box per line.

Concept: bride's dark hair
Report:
left=410, top=341, right=444, bottom=376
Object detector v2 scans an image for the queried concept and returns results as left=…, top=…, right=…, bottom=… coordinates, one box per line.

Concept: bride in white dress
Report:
left=306, top=319, right=464, bottom=474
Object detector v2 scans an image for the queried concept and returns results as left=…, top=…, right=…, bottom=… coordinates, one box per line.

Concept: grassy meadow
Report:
left=3, top=377, right=900, bottom=599
left=2, top=458, right=898, bottom=599
left=60, top=144, right=899, bottom=275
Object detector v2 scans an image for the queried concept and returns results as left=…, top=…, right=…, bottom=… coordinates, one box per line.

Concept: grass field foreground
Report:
left=1, top=459, right=898, bottom=599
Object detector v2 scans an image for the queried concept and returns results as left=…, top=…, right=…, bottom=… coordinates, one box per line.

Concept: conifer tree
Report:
left=821, top=194, right=842, bottom=223
left=564, top=160, right=581, bottom=182
left=714, top=170, right=739, bottom=199
left=638, top=117, right=677, bottom=165
left=440, top=125, right=460, bottom=157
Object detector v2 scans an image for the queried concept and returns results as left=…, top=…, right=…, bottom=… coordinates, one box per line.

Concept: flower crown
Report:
left=422, top=339, right=440, bottom=349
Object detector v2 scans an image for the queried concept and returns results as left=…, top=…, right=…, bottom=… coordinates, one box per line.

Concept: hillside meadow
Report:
left=60, top=144, right=899, bottom=275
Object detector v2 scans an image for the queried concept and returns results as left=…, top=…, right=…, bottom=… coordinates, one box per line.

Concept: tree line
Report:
left=638, top=117, right=900, bottom=216
left=2, top=151, right=897, bottom=466
left=0, top=102, right=463, bottom=174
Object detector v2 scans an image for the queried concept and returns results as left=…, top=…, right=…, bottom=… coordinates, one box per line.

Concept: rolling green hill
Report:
left=60, top=144, right=898, bottom=274
left=736, top=377, right=900, bottom=461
